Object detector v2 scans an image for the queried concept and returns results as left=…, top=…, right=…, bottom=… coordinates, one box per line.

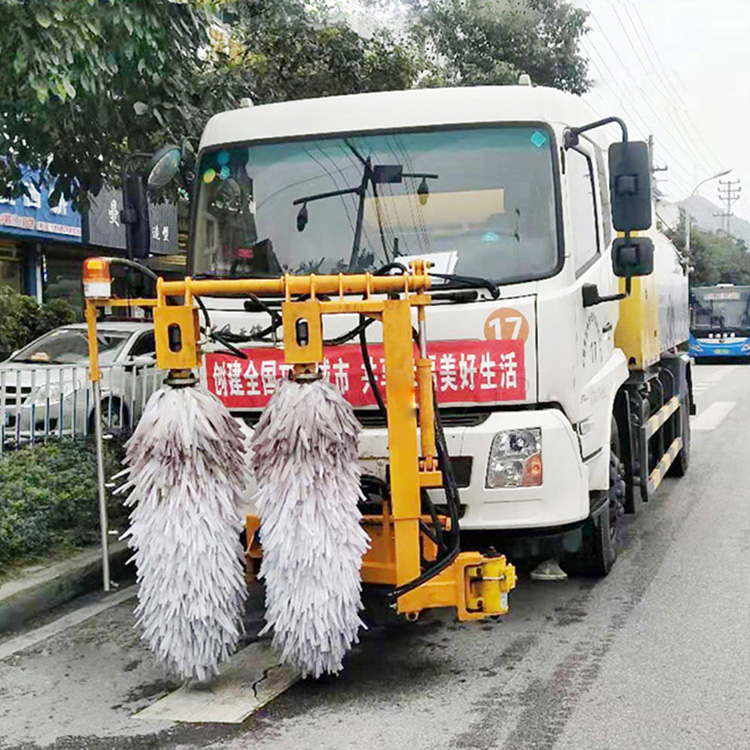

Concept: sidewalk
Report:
left=0, top=541, right=132, bottom=632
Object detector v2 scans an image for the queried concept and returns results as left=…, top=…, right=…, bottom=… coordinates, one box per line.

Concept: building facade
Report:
left=0, top=176, right=181, bottom=314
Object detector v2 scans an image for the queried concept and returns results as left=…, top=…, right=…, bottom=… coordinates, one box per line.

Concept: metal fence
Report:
left=0, top=364, right=160, bottom=453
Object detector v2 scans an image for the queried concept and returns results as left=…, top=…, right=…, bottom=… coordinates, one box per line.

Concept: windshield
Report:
left=691, top=287, right=750, bottom=334
left=11, top=329, right=131, bottom=365
left=191, top=126, right=559, bottom=284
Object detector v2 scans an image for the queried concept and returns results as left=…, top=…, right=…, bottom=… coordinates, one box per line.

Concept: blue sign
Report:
left=0, top=172, right=82, bottom=243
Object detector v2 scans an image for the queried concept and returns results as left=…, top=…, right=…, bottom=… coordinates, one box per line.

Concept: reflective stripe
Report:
left=644, top=396, right=680, bottom=440
left=647, top=437, right=683, bottom=494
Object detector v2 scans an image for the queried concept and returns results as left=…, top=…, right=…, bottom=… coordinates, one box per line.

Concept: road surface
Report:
left=1, top=363, right=748, bottom=750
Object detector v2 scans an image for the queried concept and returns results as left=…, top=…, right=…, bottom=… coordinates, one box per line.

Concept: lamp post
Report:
left=685, top=169, right=732, bottom=259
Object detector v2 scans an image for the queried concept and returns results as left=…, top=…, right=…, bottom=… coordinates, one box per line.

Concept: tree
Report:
left=222, top=1, right=418, bottom=103
left=0, top=287, right=77, bottom=360
left=668, top=210, right=750, bottom=286
left=411, top=0, right=590, bottom=93
left=0, top=0, right=590, bottom=210
left=0, top=0, right=223, bottom=209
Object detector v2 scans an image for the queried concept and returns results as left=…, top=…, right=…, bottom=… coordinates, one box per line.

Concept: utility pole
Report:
left=648, top=134, right=669, bottom=204
left=685, top=169, right=732, bottom=261
left=715, top=179, right=742, bottom=235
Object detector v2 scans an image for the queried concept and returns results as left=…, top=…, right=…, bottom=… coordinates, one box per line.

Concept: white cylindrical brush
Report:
left=116, top=384, right=249, bottom=683
left=251, top=377, right=370, bottom=679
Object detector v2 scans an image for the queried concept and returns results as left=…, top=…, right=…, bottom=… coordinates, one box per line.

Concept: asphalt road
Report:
left=1, top=363, right=749, bottom=750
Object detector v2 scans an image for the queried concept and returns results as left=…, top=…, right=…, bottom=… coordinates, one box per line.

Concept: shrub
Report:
left=0, top=286, right=78, bottom=361
left=0, top=439, right=125, bottom=571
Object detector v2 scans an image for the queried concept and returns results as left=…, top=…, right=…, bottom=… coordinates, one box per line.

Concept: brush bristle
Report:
left=251, top=378, right=370, bottom=679
left=116, top=385, right=249, bottom=683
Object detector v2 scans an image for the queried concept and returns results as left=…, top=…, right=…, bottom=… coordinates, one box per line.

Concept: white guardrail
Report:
left=0, top=364, right=160, bottom=453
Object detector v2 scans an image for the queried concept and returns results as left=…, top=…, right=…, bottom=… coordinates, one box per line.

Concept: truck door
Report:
left=566, top=143, right=619, bottom=460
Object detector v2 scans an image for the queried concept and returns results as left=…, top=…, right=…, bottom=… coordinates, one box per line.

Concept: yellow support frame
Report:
left=84, top=261, right=516, bottom=622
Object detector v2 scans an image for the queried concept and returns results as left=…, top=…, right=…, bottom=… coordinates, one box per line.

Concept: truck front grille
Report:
left=233, top=407, right=492, bottom=430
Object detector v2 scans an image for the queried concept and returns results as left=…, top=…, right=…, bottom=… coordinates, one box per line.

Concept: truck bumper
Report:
left=359, top=407, right=589, bottom=532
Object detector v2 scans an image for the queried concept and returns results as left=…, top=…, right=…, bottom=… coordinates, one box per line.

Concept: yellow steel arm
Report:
left=84, top=258, right=516, bottom=622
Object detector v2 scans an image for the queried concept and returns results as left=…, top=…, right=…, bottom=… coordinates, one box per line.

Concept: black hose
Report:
left=194, top=295, right=248, bottom=360
left=245, top=293, right=282, bottom=330
left=375, top=261, right=408, bottom=276
left=359, top=314, right=387, bottom=416
left=389, top=408, right=462, bottom=600
left=104, top=257, right=160, bottom=283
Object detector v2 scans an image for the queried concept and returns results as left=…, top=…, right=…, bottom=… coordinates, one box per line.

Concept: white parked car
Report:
left=0, top=321, right=159, bottom=440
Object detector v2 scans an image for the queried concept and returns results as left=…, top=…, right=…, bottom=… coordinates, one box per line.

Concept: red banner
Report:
left=205, top=339, right=525, bottom=408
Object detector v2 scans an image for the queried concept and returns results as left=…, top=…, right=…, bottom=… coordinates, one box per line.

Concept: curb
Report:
left=0, top=541, right=132, bottom=633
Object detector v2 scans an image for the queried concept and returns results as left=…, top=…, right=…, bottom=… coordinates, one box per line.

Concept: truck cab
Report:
left=190, top=85, right=691, bottom=575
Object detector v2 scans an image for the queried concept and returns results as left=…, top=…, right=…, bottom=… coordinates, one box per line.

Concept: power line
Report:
left=624, top=1, right=750, bottom=219
left=580, top=36, right=695, bottom=195
left=618, top=0, right=720, bottom=177
left=588, top=3, right=715, bottom=179
left=580, top=0, right=721, bottom=201
left=626, top=1, right=727, bottom=172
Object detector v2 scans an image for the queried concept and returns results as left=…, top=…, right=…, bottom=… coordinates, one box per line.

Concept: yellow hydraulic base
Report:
left=246, top=512, right=516, bottom=622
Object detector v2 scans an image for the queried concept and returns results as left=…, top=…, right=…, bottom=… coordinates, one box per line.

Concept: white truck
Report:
left=190, top=84, right=691, bottom=575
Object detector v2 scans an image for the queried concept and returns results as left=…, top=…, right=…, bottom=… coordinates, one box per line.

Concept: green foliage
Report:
left=668, top=211, right=750, bottom=286
left=0, top=439, right=124, bottom=570
left=226, top=0, right=418, bottom=103
left=0, top=286, right=77, bottom=360
left=413, top=0, right=590, bottom=93
left=0, top=0, right=590, bottom=209
left=0, top=0, right=222, bottom=209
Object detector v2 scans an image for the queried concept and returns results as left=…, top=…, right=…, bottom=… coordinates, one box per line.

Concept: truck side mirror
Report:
left=609, top=141, right=652, bottom=232
left=612, top=236, right=654, bottom=278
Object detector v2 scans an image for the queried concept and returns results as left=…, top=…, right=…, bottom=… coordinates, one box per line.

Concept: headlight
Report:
left=742, top=344, right=750, bottom=352
left=486, top=428, right=543, bottom=488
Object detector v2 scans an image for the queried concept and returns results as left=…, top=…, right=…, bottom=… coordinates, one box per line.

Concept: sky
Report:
left=576, top=0, right=750, bottom=219
left=337, top=0, right=750, bottom=220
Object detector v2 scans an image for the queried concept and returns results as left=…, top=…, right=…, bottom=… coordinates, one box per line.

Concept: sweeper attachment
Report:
left=252, top=378, right=369, bottom=678
left=114, top=383, right=248, bottom=682
left=83, top=257, right=516, bottom=682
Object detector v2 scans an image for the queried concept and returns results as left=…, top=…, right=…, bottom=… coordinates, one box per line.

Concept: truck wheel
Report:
left=667, top=394, right=690, bottom=477
left=572, top=420, right=626, bottom=576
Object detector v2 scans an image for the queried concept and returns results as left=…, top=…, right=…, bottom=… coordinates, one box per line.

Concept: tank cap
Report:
left=239, top=97, right=254, bottom=108
left=518, top=73, right=532, bottom=86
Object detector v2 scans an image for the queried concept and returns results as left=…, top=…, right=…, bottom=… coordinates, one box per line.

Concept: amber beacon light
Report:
left=83, top=257, right=112, bottom=299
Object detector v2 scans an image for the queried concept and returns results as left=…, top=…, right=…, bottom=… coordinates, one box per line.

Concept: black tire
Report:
left=89, top=398, right=129, bottom=437
left=571, top=418, right=626, bottom=576
left=667, top=395, right=690, bottom=478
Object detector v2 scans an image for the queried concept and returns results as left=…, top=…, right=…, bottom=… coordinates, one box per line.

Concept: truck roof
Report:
left=199, top=85, right=603, bottom=152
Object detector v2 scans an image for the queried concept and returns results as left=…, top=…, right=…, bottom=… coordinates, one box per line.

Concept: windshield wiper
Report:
left=429, top=272, right=500, bottom=299
left=367, top=262, right=500, bottom=300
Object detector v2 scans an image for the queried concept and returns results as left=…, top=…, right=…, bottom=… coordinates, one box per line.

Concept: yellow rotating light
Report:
left=82, top=257, right=112, bottom=299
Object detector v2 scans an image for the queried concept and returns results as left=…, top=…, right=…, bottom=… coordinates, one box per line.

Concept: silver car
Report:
left=0, top=322, right=159, bottom=441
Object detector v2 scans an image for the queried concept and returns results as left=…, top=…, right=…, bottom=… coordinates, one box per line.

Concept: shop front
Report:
left=0, top=175, right=182, bottom=313
left=0, top=175, right=83, bottom=302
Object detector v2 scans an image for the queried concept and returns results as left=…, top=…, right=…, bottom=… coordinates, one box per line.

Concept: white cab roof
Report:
left=199, top=85, right=604, bottom=151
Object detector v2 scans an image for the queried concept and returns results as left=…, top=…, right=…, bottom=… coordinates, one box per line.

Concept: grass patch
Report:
left=0, top=438, right=127, bottom=575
